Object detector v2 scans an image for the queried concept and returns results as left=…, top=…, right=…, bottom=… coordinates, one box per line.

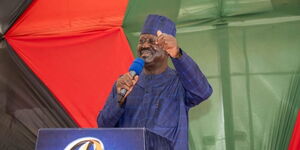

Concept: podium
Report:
left=35, top=128, right=173, bottom=150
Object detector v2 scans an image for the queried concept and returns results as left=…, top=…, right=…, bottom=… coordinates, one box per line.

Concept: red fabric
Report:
left=7, top=0, right=128, bottom=36
left=6, top=28, right=133, bottom=127
left=288, top=110, right=300, bottom=150
left=5, top=0, right=133, bottom=127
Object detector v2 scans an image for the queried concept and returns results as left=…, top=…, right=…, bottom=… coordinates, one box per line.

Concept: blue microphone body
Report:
left=120, top=58, right=144, bottom=97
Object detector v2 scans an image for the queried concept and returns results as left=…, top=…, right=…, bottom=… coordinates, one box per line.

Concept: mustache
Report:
left=139, top=48, right=155, bottom=54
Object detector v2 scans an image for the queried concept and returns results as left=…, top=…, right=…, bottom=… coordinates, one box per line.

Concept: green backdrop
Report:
left=122, top=0, right=300, bottom=149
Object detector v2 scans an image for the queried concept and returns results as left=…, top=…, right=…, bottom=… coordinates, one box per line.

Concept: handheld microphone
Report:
left=120, top=58, right=144, bottom=97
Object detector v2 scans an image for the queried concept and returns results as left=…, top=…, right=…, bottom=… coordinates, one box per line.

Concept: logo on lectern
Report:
left=64, top=137, right=104, bottom=150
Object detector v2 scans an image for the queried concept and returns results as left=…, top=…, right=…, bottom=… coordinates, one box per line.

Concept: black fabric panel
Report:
left=0, top=40, right=77, bottom=150
left=0, top=0, right=32, bottom=35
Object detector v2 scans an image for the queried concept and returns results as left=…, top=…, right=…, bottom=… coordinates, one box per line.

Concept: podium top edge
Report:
left=38, top=128, right=147, bottom=131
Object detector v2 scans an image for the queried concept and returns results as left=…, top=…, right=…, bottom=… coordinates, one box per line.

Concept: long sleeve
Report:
left=171, top=49, right=213, bottom=108
left=97, top=84, right=125, bottom=127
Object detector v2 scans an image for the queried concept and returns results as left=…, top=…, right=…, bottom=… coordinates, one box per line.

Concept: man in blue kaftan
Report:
left=97, top=14, right=213, bottom=150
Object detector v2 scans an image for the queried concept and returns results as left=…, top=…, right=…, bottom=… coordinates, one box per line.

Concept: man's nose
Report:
left=141, top=42, right=151, bottom=48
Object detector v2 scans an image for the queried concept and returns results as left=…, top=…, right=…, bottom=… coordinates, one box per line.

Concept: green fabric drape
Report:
left=123, top=0, right=300, bottom=149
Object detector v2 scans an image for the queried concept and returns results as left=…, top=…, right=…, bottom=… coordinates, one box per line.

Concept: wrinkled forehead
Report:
left=139, top=34, right=157, bottom=40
